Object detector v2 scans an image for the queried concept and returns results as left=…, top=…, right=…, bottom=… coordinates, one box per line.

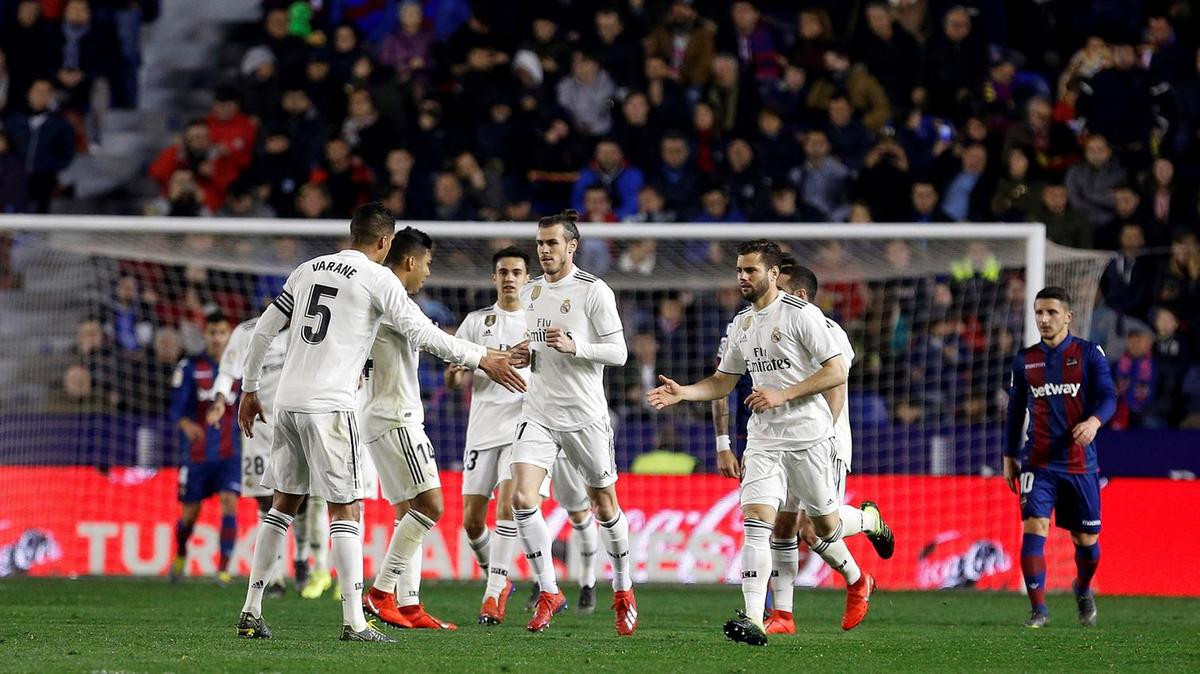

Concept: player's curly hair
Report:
left=736, top=239, right=783, bottom=271
left=538, top=209, right=581, bottom=243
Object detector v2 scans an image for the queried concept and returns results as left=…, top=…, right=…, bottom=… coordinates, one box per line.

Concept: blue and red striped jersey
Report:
left=1004, top=334, right=1117, bottom=474
left=169, top=354, right=240, bottom=463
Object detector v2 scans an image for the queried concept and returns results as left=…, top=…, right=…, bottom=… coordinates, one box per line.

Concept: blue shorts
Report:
left=1019, top=467, right=1101, bottom=533
left=179, top=458, right=241, bottom=503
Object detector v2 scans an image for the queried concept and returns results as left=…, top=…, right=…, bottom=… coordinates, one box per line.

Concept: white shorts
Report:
left=783, top=457, right=848, bottom=513
left=739, top=438, right=840, bottom=517
left=264, top=410, right=363, bottom=504
left=240, top=425, right=273, bottom=498
left=462, top=443, right=551, bottom=500
left=551, top=455, right=591, bottom=512
left=367, top=425, right=441, bottom=504
left=511, top=416, right=617, bottom=489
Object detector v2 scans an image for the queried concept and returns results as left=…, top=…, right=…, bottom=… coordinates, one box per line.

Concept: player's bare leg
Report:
left=366, top=490, right=453, bottom=629
left=765, top=510, right=799, bottom=635
left=725, top=503, right=775, bottom=646
left=1071, top=530, right=1100, bottom=626
left=237, top=490, right=305, bottom=638
left=567, top=507, right=599, bottom=612
left=809, top=510, right=873, bottom=631
left=477, top=479, right=519, bottom=624
left=1021, top=517, right=1051, bottom=627
left=513, top=462, right=567, bottom=631
left=172, top=501, right=202, bottom=582
left=217, top=491, right=239, bottom=586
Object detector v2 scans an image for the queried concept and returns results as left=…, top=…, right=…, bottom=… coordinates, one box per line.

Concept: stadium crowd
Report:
left=14, top=0, right=1200, bottom=440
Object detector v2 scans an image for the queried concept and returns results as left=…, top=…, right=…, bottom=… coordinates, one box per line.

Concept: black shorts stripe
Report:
left=398, top=428, right=423, bottom=485
left=344, top=412, right=359, bottom=492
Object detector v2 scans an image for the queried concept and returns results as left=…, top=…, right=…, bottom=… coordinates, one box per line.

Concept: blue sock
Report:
left=219, top=515, right=237, bottom=571
left=1074, top=542, right=1100, bottom=594
left=1020, top=533, right=1047, bottom=612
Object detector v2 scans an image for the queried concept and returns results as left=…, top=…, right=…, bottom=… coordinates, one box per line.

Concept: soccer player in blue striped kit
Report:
left=1004, top=287, right=1116, bottom=628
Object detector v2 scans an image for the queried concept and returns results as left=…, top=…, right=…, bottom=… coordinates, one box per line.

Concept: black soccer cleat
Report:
left=236, top=612, right=272, bottom=639
left=1074, top=582, right=1097, bottom=627
left=578, top=585, right=596, bottom=613
left=524, top=582, right=541, bottom=612
left=861, top=501, right=895, bottom=560
left=723, top=610, right=768, bottom=646
left=339, top=622, right=396, bottom=642
left=294, top=560, right=310, bottom=591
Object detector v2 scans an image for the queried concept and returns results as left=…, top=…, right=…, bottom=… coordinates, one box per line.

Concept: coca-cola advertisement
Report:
left=0, top=467, right=1195, bottom=596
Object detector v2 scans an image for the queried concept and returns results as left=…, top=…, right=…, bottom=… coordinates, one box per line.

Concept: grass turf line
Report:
left=0, top=578, right=1196, bottom=672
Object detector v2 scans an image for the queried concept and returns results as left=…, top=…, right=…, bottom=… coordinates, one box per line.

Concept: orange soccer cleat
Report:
left=841, top=574, right=876, bottom=631
left=478, top=580, right=516, bottom=625
left=526, top=589, right=568, bottom=632
left=612, top=589, right=639, bottom=636
left=363, top=587, right=412, bottom=628
left=398, top=604, right=458, bottom=630
left=764, top=609, right=796, bottom=634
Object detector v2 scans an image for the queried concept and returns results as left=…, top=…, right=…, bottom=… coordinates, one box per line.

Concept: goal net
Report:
left=0, top=218, right=1111, bottom=592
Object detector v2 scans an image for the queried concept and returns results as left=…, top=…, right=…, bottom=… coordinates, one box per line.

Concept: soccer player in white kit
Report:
left=359, top=227, right=478, bottom=631
left=648, top=240, right=873, bottom=646
left=507, top=210, right=639, bottom=636
left=233, top=203, right=525, bottom=642
left=449, top=247, right=600, bottom=625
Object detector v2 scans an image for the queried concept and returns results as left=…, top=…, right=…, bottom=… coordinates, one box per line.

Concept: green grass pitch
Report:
left=1, top=578, right=1196, bottom=672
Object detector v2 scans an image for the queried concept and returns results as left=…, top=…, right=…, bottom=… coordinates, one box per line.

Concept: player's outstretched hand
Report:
left=479, top=353, right=527, bottom=393
left=509, top=340, right=531, bottom=369
left=239, top=391, right=266, bottom=439
left=717, top=450, right=741, bottom=479
left=1002, top=456, right=1020, bottom=495
left=745, top=387, right=787, bottom=413
left=646, top=375, right=684, bottom=409
left=205, top=396, right=226, bottom=427
left=545, top=327, right=576, bottom=354
left=1072, top=416, right=1101, bottom=447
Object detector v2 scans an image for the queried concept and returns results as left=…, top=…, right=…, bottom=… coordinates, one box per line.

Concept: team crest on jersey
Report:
left=742, top=316, right=753, bottom=331
left=531, top=286, right=542, bottom=300
left=560, top=299, right=571, bottom=314
left=1066, top=357, right=1078, bottom=367
left=771, top=327, right=782, bottom=343
left=485, top=314, right=496, bottom=327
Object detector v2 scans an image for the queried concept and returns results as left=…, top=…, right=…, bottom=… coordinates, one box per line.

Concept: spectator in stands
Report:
left=644, top=0, right=717, bottom=88
left=46, top=0, right=118, bottom=113
left=919, top=5, right=989, bottom=118
left=1002, top=97, right=1079, bottom=178
left=1153, top=231, right=1200, bottom=332
left=1034, top=181, right=1090, bottom=248
left=236, top=45, right=282, bottom=124
left=91, top=0, right=155, bottom=109
left=218, top=177, right=274, bottom=218
left=797, top=129, right=851, bottom=222
left=268, top=86, right=324, bottom=171
left=556, top=51, right=616, bottom=138
left=990, top=147, right=1042, bottom=222
left=341, top=87, right=399, bottom=178
left=294, top=181, right=333, bottom=219
left=825, top=94, right=874, bottom=172
left=452, top=151, right=504, bottom=221
left=1079, top=41, right=1153, bottom=168
left=1065, top=134, right=1124, bottom=230
left=758, top=58, right=806, bottom=128
left=788, top=7, right=833, bottom=76
left=308, top=137, right=373, bottom=217
left=47, top=363, right=111, bottom=414
left=132, top=325, right=184, bottom=414
left=430, top=172, right=476, bottom=221
left=618, top=239, right=657, bottom=276
left=651, top=132, right=704, bottom=216
left=149, top=119, right=239, bottom=213
left=936, top=143, right=993, bottom=222
left=526, top=12, right=570, bottom=83
left=0, top=130, right=29, bottom=213
left=146, top=169, right=211, bottom=217
left=1145, top=158, right=1185, bottom=236
left=259, top=5, right=309, bottom=81
left=528, top=115, right=584, bottom=213
left=251, top=126, right=307, bottom=218
left=206, top=87, right=256, bottom=172
left=378, top=1, right=435, bottom=94
left=764, top=183, right=799, bottom=222
left=720, top=1, right=779, bottom=84
left=1151, top=306, right=1188, bottom=420
left=642, top=55, right=689, bottom=128
left=854, top=2, right=921, bottom=107
left=808, top=44, right=890, bottom=133
left=613, top=91, right=662, bottom=173
left=753, top=106, right=798, bottom=182
left=304, top=49, right=345, bottom=125
left=1108, top=184, right=1152, bottom=246
left=587, top=6, right=642, bottom=89
left=623, top=185, right=676, bottom=223
left=572, top=139, right=644, bottom=219
left=1111, top=320, right=1169, bottom=430
left=1, top=1, right=51, bottom=106
left=1100, top=223, right=1157, bottom=321
left=109, top=275, right=155, bottom=352
left=71, top=317, right=115, bottom=385
left=910, top=181, right=945, bottom=223
left=721, top=137, right=768, bottom=218
left=6, top=79, right=75, bottom=213
left=689, top=101, right=722, bottom=174
left=855, top=137, right=912, bottom=222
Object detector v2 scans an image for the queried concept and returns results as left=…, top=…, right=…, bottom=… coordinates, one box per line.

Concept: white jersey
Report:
left=520, top=267, right=625, bottom=431
left=359, top=319, right=422, bottom=443
left=457, top=303, right=530, bottom=450
left=716, top=292, right=842, bottom=450
left=214, top=318, right=287, bottom=411
left=824, top=317, right=854, bottom=469
left=243, top=249, right=486, bottom=413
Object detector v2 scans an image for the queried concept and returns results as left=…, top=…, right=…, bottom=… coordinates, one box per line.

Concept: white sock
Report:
left=572, top=513, right=598, bottom=588
left=770, top=536, right=799, bottom=613
left=485, top=520, right=518, bottom=599
left=396, top=543, right=423, bottom=607
left=513, top=506, right=558, bottom=594
left=255, top=510, right=287, bottom=587
left=308, top=499, right=329, bottom=572
left=598, top=510, right=632, bottom=592
left=811, top=519, right=862, bottom=585
left=329, top=519, right=367, bottom=631
left=742, top=519, right=772, bottom=628
left=838, top=504, right=878, bottom=537
left=374, top=511, right=434, bottom=594
left=292, top=506, right=310, bottom=564
left=242, top=509, right=292, bottom=617
left=468, top=528, right=491, bottom=569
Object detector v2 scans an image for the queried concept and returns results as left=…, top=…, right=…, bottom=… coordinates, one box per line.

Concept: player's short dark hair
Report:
left=385, top=226, right=433, bottom=267
left=1035, top=286, right=1072, bottom=308
left=736, top=239, right=783, bottom=271
left=785, top=262, right=820, bottom=301
left=205, top=311, right=230, bottom=326
left=493, top=246, right=530, bottom=269
left=349, top=201, right=396, bottom=245
left=538, top=209, right=581, bottom=243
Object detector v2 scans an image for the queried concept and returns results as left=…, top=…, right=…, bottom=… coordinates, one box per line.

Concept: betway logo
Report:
left=1031, top=382, right=1081, bottom=398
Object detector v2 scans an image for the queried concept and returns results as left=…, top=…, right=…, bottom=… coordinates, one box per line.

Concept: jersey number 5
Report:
left=302, top=284, right=339, bottom=345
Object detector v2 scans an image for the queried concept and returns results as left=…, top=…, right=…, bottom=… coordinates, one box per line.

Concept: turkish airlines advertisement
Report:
left=0, top=468, right=1195, bottom=596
